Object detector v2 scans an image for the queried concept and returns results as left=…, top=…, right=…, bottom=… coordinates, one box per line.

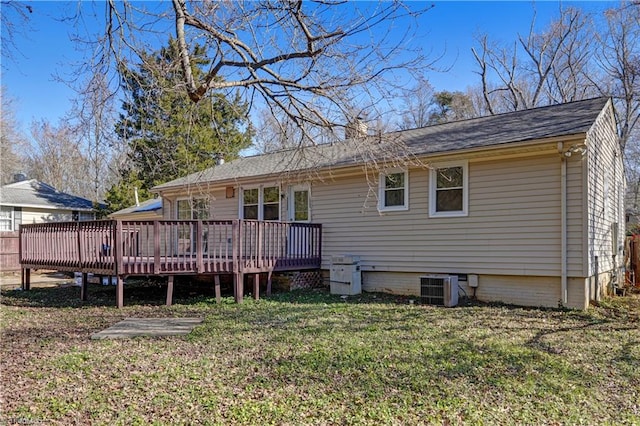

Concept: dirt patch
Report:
left=0, top=271, right=75, bottom=289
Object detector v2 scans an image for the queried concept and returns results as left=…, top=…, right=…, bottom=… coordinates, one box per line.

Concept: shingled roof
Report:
left=0, top=180, right=95, bottom=211
left=109, top=197, right=163, bottom=217
left=154, top=97, right=610, bottom=191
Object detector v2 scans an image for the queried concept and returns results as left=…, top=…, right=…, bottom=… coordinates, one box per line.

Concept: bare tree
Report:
left=592, top=3, right=640, bottom=152
left=94, top=1, right=434, bottom=148
left=70, top=73, right=120, bottom=203
left=470, top=3, right=639, bottom=152
left=0, top=88, right=28, bottom=184
left=397, top=77, right=435, bottom=130
left=471, top=7, right=595, bottom=113
left=253, top=109, right=307, bottom=154
left=25, top=119, right=90, bottom=197
left=596, top=4, right=640, bottom=218
left=0, top=0, right=33, bottom=68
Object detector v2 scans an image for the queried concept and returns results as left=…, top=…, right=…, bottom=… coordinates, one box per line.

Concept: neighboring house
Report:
left=0, top=179, right=97, bottom=229
left=108, top=197, right=163, bottom=221
left=153, top=97, right=624, bottom=310
left=1, top=179, right=97, bottom=271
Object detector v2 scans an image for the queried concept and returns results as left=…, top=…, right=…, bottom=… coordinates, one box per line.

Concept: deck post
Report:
left=214, top=274, right=221, bottom=304
left=235, top=272, right=244, bottom=303
left=21, top=268, right=31, bottom=291
left=166, top=275, right=174, bottom=306
left=80, top=272, right=89, bottom=301
left=266, top=270, right=273, bottom=296
left=253, top=273, right=260, bottom=300
left=116, top=276, right=124, bottom=308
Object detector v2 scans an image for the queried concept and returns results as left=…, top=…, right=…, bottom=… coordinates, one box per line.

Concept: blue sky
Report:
left=1, top=1, right=618, bottom=134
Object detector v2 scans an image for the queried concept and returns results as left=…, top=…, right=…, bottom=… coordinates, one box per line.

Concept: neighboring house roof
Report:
left=0, top=180, right=95, bottom=211
left=155, top=97, right=611, bottom=191
left=109, top=198, right=163, bottom=217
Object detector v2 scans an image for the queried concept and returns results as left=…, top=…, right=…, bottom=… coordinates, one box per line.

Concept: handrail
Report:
left=20, top=219, right=322, bottom=276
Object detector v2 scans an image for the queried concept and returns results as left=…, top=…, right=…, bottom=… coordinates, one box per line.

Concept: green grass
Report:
left=1, top=281, right=639, bottom=425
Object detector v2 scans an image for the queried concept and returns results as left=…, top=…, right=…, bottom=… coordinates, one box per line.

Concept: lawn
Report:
left=1, top=280, right=639, bottom=425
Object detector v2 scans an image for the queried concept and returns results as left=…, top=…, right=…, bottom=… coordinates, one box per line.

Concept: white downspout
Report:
left=558, top=142, right=568, bottom=306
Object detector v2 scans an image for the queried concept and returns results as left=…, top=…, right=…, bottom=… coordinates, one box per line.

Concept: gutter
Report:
left=557, top=141, right=588, bottom=306
left=558, top=142, right=568, bottom=306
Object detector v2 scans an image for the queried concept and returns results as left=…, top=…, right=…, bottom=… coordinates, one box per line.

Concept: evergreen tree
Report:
left=427, top=91, right=475, bottom=125
left=105, top=39, right=252, bottom=212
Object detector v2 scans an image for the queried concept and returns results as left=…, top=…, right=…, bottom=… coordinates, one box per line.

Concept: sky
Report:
left=1, top=1, right=619, bottom=137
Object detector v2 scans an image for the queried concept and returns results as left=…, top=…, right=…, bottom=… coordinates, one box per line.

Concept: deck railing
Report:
left=20, top=219, right=322, bottom=276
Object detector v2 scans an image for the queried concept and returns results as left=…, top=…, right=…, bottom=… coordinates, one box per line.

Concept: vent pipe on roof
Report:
left=13, top=173, right=27, bottom=183
left=134, top=187, right=140, bottom=207
left=215, top=154, right=225, bottom=165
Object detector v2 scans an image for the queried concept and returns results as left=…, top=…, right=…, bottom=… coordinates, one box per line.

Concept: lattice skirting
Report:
left=272, top=270, right=323, bottom=291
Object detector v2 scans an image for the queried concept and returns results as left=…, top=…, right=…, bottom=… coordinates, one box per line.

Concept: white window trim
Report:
left=288, top=184, right=311, bottom=222
left=429, top=160, right=469, bottom=218
left=378, top=169, right=409, bottom=212
left=176, top=197, right=210, bottom=220
left=239, top=185, right=281, bottom=221
left=239, top=187, right=259, bottom=220
left=0, top=207, right=14, bottom=231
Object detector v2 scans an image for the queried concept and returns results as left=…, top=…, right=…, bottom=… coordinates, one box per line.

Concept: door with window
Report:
left=177, top=198, right=209, bottom=254
left=288, top=185, right=312, bottom=257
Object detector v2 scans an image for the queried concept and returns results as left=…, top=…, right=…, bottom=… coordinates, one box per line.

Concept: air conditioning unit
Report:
left=419, top=275, right=459, bottom=307
left=330, top=255, right=361, bottom=295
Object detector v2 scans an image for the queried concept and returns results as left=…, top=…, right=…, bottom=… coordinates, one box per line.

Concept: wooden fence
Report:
left=0, top=231, right=19, bottom=272
left=625, top=235, right=640, bottom=287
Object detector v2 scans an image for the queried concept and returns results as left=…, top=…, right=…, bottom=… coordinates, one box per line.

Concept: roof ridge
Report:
left=153, top=97, right=610, bottom=191
left=390, top=96, right=610, bottom=134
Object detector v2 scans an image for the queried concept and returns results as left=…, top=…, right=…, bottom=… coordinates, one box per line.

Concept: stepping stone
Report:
left=91, top=317, right=204, bottom=339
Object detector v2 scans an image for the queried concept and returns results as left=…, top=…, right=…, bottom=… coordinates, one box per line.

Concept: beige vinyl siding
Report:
left=210, top=188, right=236, bottom=219
left=314, top=154, right=565, bottom=277
left=110, top=211, right=162, bottom=221
left=586, top=103, right=625, bottom=276
left=566, top=149, right=586, bottom=276
left=469, top=275, right=587, bottom=309
left=21, top=208, right=74, bottom=224
left=362, top=271, right=587, bottom=309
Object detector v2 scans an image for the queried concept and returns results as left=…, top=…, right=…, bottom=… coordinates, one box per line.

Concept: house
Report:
left=1, top=179, right=97, bottom=272
left=152, top=97, right=625, bottom=310
left=108, top=197, right=163, bottom=221
left=0, top=178, right=97, bottom=228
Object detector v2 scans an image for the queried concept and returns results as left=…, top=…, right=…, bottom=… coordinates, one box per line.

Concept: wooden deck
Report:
left=19, top=219, right=322, bottom=307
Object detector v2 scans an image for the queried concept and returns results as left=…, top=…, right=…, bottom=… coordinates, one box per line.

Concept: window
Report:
left=192, top=198, right=209, bottom=220
left=78, top=212, right=95, bottom=221
left=0, top=207, right=13, bottom=231
left=177, top=198, right=210, bottom=220
left=290, top=185, right=310, bottom=222
left=0, top=207, right=20, bottom=231
left=176, top=198, right=210, bottom=253
left=263, top=186, right=280, bottom=221
left=429, top=161, right=468, bottom=217
left=242, top=189, right=259, bottom=220
left=241, top=186, right=280, bottom=221
left=379, top=170, right=408, bottom=211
